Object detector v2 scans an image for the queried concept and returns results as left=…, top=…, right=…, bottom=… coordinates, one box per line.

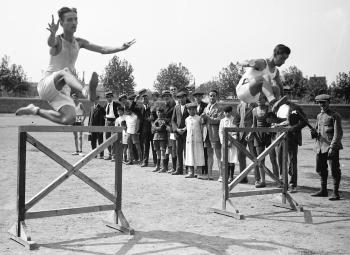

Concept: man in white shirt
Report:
left=104, top=91, right=121, bottom=160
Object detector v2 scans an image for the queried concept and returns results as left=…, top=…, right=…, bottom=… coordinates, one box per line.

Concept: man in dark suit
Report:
left=139, top=94, right=154, bottom=167
left=104, top=91, right=121, bottom=160
left=171, top=91, right=189, bottom=175
left=88, top=96, right=106, bottom=159
left=193, top=89, right=208, bottom=177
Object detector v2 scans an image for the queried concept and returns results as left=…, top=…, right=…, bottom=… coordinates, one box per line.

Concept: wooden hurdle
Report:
left=8, top=125, right=134, bottom=250
left=210, top=127, right=303, bottom=219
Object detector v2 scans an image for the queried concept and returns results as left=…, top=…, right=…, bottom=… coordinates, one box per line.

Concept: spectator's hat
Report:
left=118, top=93, right=127, bottom=101
left=128, top=94, right=137, bottom=100
left=186, top=102, right=197, bottom=108
left=105, top=91, right=114, bottom=97
left=192, top=89, right=205, bottom=96
left=138, top=88, right=147, bottom=96
left=152, top=91, right=160, bottom=97
left=315, top=94, right=331, bottom=102
left=176, top=91, right=187, bottom=98
left=162, top=90, right=171, bottom=97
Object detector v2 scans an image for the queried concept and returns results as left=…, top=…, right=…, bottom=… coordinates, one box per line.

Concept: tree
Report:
left=154, top=63, right=193, bottom=93
left=197, top=80, right=221, bottom=95
left=100, top=56, right=136, bottom=96
left=217, top=62, right=244, bottom=99
left=281, top=66, right=308, bottom=100
left=331, top=72, right=350, bottom=103
left=307, top=75, right=328, bottom=101
left=0, top=55, right=30, bottom=97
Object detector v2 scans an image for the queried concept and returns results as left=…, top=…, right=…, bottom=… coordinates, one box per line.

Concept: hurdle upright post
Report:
left=282, top=136, right=288, bottom=204
left=222, top=129, right=229, bottom=210
left=17, top=131, right=26, bottom=236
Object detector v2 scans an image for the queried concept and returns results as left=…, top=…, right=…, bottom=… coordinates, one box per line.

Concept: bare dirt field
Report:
left=0, top=114, right=350, bottom=255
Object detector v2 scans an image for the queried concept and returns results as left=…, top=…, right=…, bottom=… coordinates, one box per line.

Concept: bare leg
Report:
left=73, top=132, right=79, bottom=153
left=16, top=104, right=76, bottom=125
left=15, top=71, right=98, bottom=124
left=78, top=132, right=83, bottom=152
left=54, top=69, right=98, bottom=101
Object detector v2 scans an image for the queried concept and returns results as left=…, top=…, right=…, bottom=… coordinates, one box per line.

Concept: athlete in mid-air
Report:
left=16, top=7, right=135, bottom=124
left=236, top=44, right=290, bottom=112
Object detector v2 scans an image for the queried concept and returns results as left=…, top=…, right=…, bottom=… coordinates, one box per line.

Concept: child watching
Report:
left=219, top=105, right=239, bottom=183
left=252, top=94, right=278, bottom=188
left=115, top=106, right=128, bottom=163
left=152, top=107, right=169, bottom=172
left=125, top=107, right=142, bottom=165
left=184, top=103, right=205, bottom=178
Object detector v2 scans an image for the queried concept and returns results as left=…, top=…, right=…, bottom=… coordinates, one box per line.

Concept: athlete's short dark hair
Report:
left=58, top=7, right=77, bottom=21
left=273, top=44, right=291, bottom=56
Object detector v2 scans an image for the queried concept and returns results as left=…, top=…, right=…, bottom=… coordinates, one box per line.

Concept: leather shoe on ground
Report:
left=172, top=170, right=183, bottom=175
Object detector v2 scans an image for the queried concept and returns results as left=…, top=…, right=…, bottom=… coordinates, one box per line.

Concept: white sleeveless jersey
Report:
left=240, top=59, right=277, bottom=84
left=45, top=35, right=80, bottom=77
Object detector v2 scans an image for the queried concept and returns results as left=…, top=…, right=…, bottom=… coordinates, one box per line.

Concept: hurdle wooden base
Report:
left=8, top=222, right=36, bottom=250
left=9, top=125, right=132, bottom=249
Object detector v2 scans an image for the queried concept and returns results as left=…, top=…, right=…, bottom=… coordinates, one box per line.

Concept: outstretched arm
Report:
left=236, top=59, right=266, bottom=71
left=47, top=15, right=60, bottom=47
left=78, top=38, right=136, bottom=54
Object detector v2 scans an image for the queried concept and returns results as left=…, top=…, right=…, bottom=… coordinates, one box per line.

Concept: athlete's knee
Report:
left=62, top=115, right=75, bottom=125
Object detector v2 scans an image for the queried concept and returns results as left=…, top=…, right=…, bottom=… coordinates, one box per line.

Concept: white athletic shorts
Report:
left=236, top=77, right=260, bottom=103
left=37, top=72, right=75, bottom=111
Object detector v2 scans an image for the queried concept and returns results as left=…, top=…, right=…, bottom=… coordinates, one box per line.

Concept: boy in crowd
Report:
left=184, top=103, right=205, bottom=178
left=219, top=106, right=239, bottom=183
left=152, top=107, right=169, bottom=172
left=250, top=94, right=278, bottom=188
left=71, top=93, right=86, bottom=156
left=124, top=107, right=142, bottom=165
left=115, top=106, right=128, bottom=163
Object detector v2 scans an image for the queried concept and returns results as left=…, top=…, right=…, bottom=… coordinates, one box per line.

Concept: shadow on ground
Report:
left=40, top=230, right=302, bottom=255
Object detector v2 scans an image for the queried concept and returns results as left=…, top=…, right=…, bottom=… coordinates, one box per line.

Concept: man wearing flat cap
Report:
left=311, top=94, right=343, bottom=200
left=171, top=90, right=190, bottom=175
left=104, top=91, right=121, bottom=160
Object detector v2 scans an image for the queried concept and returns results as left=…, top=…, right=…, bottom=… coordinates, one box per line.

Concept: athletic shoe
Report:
left=72, top=151, right=79, bottom=156
left=15, top=104, right=39, bottom=116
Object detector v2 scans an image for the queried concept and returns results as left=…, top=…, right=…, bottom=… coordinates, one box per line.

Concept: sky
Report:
left=1, top=0, right=350, bottom=90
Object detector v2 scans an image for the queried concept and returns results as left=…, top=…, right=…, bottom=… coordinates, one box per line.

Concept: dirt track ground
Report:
left=0, top=114, right=350, bottom=255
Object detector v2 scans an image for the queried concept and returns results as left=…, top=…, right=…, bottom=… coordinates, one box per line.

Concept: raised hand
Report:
left=47, top=15, right=59, bottom=34
left=122, top=39, right=136, bottom=49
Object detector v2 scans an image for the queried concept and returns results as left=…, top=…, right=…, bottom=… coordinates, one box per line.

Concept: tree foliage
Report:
left=330, top=71, right=350, bottom=103
left=100, top=56, right=136, bottom=96
left=217, top=62, right=244, bottom=98
left=0, top=55, right=29, bottom=96
left=154, top=63, right=193, bottom=93
left=281, top=66, right=308, bottom=100
left=197, top=80, right=220, bottom=95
